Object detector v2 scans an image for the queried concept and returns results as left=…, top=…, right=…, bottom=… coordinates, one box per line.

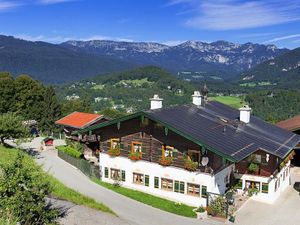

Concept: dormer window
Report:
left=164, top=146, right=174, bottom=158
left=110, top=138, right=120, bottom=150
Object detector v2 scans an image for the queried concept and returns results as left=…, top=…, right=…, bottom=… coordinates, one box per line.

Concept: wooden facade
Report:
left=94, top=117, right=227, bottom=174
left=235, top=150, right=280, bottom=177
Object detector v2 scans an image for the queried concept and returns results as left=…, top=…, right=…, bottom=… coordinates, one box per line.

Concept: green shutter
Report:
left=173, top=149, right=178, bottom=158
left=121, top=170, right=126, bottom=181
left=174, top=180, right=179, bottom=192
left=128, top=144, right=131, bottom=151
left=180, top=182, right=185, bottom=194
left=120, top=143, right=124, bottom=150
left=158, top=147, right=163, bottom=157
left=201, top=185, right=207, bottom=198
left=145, top=175, right=149, bottom=187
left=104, top=167, right=108, bottom=178
left=154, top=177, right=159, bottom=188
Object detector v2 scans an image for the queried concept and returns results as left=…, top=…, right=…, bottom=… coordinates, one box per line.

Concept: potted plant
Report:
left=107, top=147, right=120, bottom=157
left=128, top=151, right=142, bottom=161
left=193, top=205, right=207, bottom=219
left=248, top=163, right=259, bottom=174
left=159, top=157, right=173, bottom=166
left=184, top=159, right=198, bottom=171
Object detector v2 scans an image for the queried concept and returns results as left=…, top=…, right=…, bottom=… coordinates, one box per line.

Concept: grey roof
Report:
left=145, top=101, right=300, bottom=161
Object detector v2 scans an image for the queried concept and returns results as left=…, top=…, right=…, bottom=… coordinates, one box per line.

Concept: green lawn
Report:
left=210, top=96, right=243, bottom=109
left=92, top=178, right=197, bottom=218
left=0, top=145, right=114, bottom=215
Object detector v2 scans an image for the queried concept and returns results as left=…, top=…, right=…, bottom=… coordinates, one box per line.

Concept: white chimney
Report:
left=192, top=91, right=202, bottom=106
left=239, top=105, right=251, bottom=123
left=150, top=94, right=163, bottom=110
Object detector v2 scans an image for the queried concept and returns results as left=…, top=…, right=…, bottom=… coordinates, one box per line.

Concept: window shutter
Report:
left=145, top=175, right=149, bottom=187
left=174, top=181, right=179, bottom=192
left=128, top=144, right=131, bottom=151
left=154, top=177, right=159, bottom=188
left=142, top=147, right=147, bottom=154
left=120, top=143, right=124, bottom=150
left=201, top=185, right=207, bottom=198
left=158, top=147, right=163, bottom=158
left=173, top=149, right=178, bottom=158
left=121, top=170, right=126, bottom=181
left=180, top=182, right=185, bottom=194
left=104, top=167, right=109, bottom=178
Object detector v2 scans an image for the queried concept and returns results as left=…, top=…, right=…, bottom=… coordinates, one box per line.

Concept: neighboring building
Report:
left=77, top=93, right=300, bottom=206
left=277, top=116, right=300, bottom=166
left=56, top=112, right=109, bottom=162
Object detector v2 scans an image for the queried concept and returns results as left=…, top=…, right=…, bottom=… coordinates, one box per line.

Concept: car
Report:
left=226, top=191, right=235, bottom=205
left=294, top=182, right=300, bottom=193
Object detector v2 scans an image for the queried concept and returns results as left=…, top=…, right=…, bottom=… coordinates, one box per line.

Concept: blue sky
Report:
left=0, top=0, right=300, bottom=49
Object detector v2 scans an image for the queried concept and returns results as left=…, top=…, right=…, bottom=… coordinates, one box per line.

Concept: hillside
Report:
left=0, top=35, right=134, bottom=83
left=61, top=40, right=288, bottom=80
left=56, top=66, right=199, bottom=112
left=237, top=48, right=300, bottom=88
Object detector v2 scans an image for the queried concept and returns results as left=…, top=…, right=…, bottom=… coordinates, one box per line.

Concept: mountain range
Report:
left=61, top=40, right=288, bottom=79
left=238, top=47, right=300, bottom=88
left=0, top=35, right=292, bottom=83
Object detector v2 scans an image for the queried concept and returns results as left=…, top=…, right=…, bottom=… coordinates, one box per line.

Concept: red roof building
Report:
left=56, top=112, right=105, bottom=129
left=277, top=115, right=300, bottom=133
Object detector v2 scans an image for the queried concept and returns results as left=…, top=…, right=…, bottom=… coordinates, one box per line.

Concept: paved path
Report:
left=233, top=167, right=300, bottom=225
left=20, top=138, right=221, bottom=225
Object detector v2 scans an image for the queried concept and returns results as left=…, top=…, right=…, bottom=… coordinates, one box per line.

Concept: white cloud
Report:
left=0, top=1, right=21, bottom=11
left=38, top=0, right=76, bottom=5
left=263, top=34, right=300, bottom=43
left=169, top=0, right=300, bottom=30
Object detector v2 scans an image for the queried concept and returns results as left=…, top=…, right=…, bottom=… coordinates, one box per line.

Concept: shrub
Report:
left=128, top=151, right=142, bottom=161
left=57, top=145, right=82, bottom=158
left=0, top=153, right=61, bottom=224
left=159, top=157, right=173, bottom=166
left=248, top=188, right=259, bottom=197
left=184, top=159, right=198, bottom=171
left=209, top=196, right=227, bottom=217
left=196, top=205, right=206, bottom=213
left=248, top=163, right=259, bottom=173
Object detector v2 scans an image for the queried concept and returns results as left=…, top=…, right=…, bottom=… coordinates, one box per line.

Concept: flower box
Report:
left=107, top=147, right=120, bottom=157
left=128, top=152, right=142, bottom=161
left=159, top=157, right=173, bottom=166
left=184, top=159, right=198, bottom=171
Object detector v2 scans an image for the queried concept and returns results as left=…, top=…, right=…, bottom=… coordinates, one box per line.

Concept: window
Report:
left=262, top=183, right=268, bottom=194
left=254, top=154, right=262, bottom=163
left=187, top=150, right=200, bottom=165
left=161, top=178, right=173, bottom=191
left=133, top=173, right=144, bottom=185
left=163, top=146, right=173, bottom=158
left=187, top=183, right=200, bottom=196
left=154, top=177, right=159, bottom=188
left=174, top=181, right=185, bottom=194
left=132, top=142, right=142, bottom=153
left=201, top=185, right=207, bottom=198
left=145, top=175, right=149, bottom=187
left=110, top=168, right=120, bottom=180
left=121, top=170, right=126, bottom=182
left=104, top=167, right=109, bottom=178
left=246, top=180, right=260, bottom=191
left=110, top=138, right=120, bottom=150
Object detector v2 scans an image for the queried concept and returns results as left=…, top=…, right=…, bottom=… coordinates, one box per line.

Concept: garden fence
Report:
left=58, top=150, right=101, bottom=179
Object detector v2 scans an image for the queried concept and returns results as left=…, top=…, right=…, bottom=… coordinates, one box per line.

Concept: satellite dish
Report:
left=201, top=156, right=209, bottom=166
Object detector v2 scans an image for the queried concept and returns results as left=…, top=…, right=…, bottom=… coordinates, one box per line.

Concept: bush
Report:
left=196, top=205, right=206, bottom=213
left=0, top=153, right=61, bottom=224
left=248, top=188, right=259, bottom=197
left=57, top=145, right=82, bottom=158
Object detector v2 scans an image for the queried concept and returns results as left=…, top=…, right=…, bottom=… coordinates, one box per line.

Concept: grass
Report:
left=0, top=145, right=114, bottom=215
left=210, top=96, right=243, bottom=109
left=92, top=178, right=197, bottom=218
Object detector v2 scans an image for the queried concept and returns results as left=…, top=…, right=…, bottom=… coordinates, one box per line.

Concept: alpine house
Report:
left=77, top=91, right=300, bottom=206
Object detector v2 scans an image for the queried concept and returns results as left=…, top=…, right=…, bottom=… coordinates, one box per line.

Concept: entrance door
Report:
left=245, top=180, right=260, bottom=191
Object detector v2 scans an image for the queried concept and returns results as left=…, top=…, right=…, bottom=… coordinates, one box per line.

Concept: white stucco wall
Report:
left=99, top=153, right=233, bottom=207
left=235, top=161, right=291, bottom=203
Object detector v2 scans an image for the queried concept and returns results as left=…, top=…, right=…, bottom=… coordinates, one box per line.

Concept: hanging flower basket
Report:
left=159, top=157, right=173, bottom=166
left=128, top=151, right=142, bottom=161
left=108, top=147, right=120, bottom=157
